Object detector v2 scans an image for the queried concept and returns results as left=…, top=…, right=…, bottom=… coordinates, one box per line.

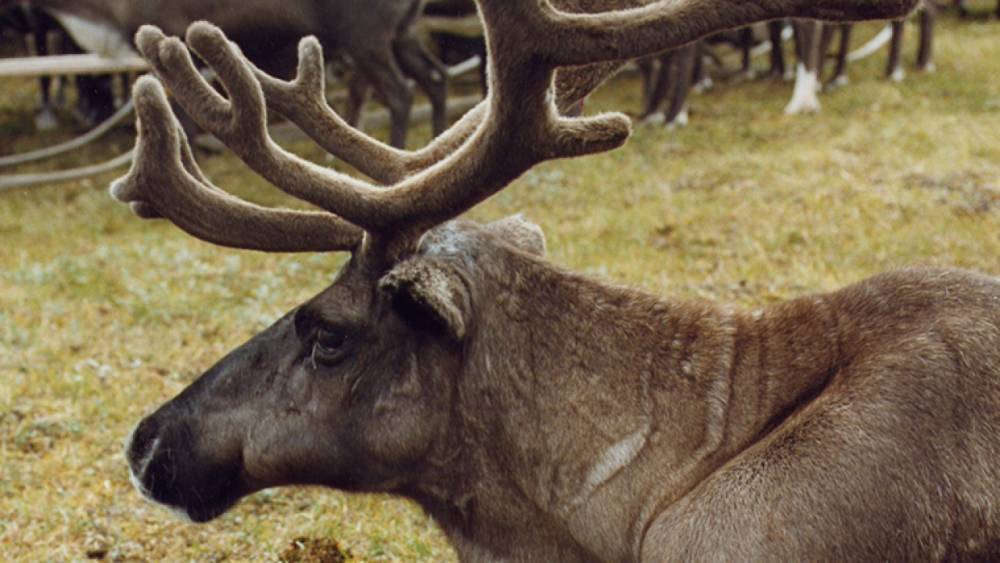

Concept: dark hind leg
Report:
left=394, top=33, right=449, bottom=138
left=828, top=24, right=852, bottom=88
left=768, top=20, right=788, bottom=79
left=664, top=43, right=697, bottom=127
left=738, top=27, right=754, bottom=79
left=917, top=3, right=936, bottom=72
left=345, top=75, right=372, bottom=130
left=643, top=50, right=675, bottom=122
left=636, top=56, right=657, bottom=114
left=887, top=19, right=906, bottom=82
left=350, top=45, right=414, bottom=148
left=30, top=28, right=58, bottom=131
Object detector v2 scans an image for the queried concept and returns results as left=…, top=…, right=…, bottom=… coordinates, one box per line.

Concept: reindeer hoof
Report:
left=642, top=113, right=666, bottom=126
left=889, top=68, right=906, bottom=83
left=827, top=75, right=850, bottom=91
left=668, top=109, right=689, bottom=129
left=34, top=109, right=58, bottom=132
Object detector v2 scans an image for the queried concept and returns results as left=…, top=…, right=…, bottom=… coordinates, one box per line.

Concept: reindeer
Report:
left=0, top=4, right=120, bottom=129
left=0, top=0, right=447, bottom=147
left=111, top=0, right=1000, bottom=560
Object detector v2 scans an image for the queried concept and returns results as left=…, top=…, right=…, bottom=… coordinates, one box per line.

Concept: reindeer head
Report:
left=115, top=0, right=918, bottom=523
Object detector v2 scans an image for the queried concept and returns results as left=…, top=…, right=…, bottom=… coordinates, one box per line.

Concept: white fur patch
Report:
left=784, top=64, right=821, bottom=115
left=419, top=223, right=468, bottom=256
left=583, top=427, right=649, bottom=491
left=565, top=424, right=650, bottom=514
left=50, top=11, right=135, bottom=59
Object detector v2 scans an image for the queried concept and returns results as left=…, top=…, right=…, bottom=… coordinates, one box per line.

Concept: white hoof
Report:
left=35, top=109, right=58, bottom=131
left=785, top=64, right=822, bottom=115
left=668, top=108, right=690, bottom=129
left=829, top=74, right=850, bottom=89
left=642, top=113, right=666, bottom=126
left=890, top=68, right=906, bottom=83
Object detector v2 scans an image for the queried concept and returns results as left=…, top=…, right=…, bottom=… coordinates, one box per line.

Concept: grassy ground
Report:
left=1, top=9, right=999, bottom=562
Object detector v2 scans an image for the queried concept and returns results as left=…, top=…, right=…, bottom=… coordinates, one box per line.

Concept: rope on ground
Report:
left=0, top=149, right=134, bottom=192
left=0, top=100, right=135, bottom=168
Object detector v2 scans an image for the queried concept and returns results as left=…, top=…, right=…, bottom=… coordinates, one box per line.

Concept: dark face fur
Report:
left=125, top=218, right=542, bottom=522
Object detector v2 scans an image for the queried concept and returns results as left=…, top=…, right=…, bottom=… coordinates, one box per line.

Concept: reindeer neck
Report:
left=414, top=252, right=845, bottom=561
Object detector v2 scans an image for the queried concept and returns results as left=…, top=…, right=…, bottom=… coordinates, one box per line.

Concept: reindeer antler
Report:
left=110, top=75, right=361, bottom=252
left=112, top=0, right=920, bottom=260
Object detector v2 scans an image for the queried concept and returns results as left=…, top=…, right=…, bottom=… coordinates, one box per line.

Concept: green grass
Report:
left=2, top=10, right=999, bottom=562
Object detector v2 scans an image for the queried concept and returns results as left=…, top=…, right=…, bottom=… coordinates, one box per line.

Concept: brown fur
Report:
left=105, top=1, right=1000, bottom=561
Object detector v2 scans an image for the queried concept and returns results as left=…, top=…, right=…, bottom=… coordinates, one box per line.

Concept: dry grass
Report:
left=1, top=9, right=999, bottom=562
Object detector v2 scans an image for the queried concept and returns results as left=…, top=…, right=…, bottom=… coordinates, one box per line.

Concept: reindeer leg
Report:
left=917, top=3, right=936, bottom=72
left=665, top=43, right=696, bottom=129
left=768, top=20, right=787, bottom=80
left=887, top=20, right=906, bottom=82
left=351, top=47, right=414, bottom=148
left=691, top=45, right=712, bottom=93
left=818, top=23, right=836, bottom=84
left=739, top=27, right=754, bottom=80
left=829, top=24, right=852, bottom=89
left=637, top=56, right=657, bottom=112
left=785, top=20, right=822, bottom=115
left=393, top=34, right=449, bottom=138
left=32, top=28, right=57, bottom=131
left=345, top=75, right=372, bottom=130
left=643, top=51, right=675, bottom=124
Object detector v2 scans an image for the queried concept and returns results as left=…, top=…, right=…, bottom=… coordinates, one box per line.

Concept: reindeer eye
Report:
left=311, top=327, right=349, bottom=366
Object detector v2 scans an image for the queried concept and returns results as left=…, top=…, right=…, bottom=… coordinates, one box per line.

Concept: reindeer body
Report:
left=390, top=225, right=1000, bottom=561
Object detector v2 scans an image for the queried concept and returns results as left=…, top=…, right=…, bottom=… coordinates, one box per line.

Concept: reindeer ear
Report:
left=379, top=258, right=471, bottom=341
left=485, top=214, right=547, bottom=257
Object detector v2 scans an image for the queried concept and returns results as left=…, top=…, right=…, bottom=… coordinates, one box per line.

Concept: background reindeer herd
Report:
left=1, top=0, right=996, bottom=143
left=0, top=0, right=998, bottom=561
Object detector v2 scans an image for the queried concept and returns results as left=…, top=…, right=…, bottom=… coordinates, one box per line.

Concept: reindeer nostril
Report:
left=127, top=416, right=161, bottom=471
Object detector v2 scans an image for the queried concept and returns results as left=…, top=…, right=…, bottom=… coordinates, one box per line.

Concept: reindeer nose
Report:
left=126, top=415, right=161, bottom=474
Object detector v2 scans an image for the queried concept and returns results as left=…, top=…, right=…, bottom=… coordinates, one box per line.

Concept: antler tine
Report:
left=525, top=0, right=921, bottom=67
left=251, top=37, right=487, bottom=184
left=110, top=76, right=362, bottom=252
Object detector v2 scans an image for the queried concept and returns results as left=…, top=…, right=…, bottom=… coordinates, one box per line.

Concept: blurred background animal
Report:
left=0, top=4, right=117, bottom=130
left=0, top=0, right=449, bottom=147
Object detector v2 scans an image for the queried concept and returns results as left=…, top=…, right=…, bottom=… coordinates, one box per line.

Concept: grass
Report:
left=1, top=9, right=999, bottom=562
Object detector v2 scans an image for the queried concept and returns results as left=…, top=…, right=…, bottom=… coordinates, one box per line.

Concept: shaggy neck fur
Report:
left=408, top=246, right=844, bottom=561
